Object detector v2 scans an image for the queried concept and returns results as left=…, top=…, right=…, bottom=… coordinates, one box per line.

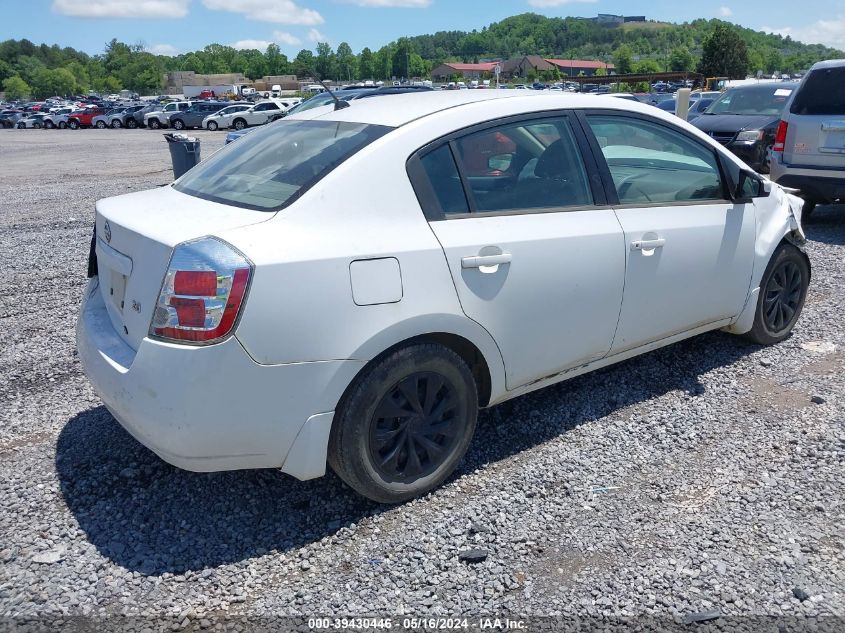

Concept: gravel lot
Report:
left=1, top=128, right=843, bottom=632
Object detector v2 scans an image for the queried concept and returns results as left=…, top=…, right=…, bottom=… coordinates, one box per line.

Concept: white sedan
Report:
left=201, top=103, right=252, bottom=130
left=227, top=99, right=301, bottom=130
left=77, top=91, right=810, bottom=503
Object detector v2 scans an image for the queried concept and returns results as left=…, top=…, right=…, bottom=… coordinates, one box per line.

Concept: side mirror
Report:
left=735, top=169, right=770, bottom=201
left=488, top=153, right=513, bottom=172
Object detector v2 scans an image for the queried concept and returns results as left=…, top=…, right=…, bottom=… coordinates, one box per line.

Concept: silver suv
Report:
left=770, top=59, right=845, bottom=216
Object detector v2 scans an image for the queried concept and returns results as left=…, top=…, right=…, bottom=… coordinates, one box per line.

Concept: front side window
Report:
left=449, top=117, right=593, bottom=214
left=587, top=115, right=725, bottom=204
left=175, top=119, right=391, bottom=211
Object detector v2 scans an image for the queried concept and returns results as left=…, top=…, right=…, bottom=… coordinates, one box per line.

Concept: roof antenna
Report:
left=311, top=69, right=349, bottom=110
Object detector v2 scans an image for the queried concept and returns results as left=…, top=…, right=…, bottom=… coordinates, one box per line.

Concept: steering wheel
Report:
left=616, top=173, right=653, bottom=202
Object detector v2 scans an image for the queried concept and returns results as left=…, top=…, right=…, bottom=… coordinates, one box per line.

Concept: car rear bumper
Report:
left=76, top=278, right=363, bottom=476
left=771, top=161, right=845, bottom=202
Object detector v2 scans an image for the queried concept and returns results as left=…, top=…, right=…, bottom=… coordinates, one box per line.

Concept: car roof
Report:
left=725, top=82, right=800, bottom=92
left=809, top=59, right=845, bottom=71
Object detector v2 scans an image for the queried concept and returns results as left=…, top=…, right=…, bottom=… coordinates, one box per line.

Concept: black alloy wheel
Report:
left=126, top=118, right=137, bottom=129
left=369, top=371, right=464, bottom=484
left=149, top=119, right=160, bottom=129
left=762, top=259, right=803, bottom=333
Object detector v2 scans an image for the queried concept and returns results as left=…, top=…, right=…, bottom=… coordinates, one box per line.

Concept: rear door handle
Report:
left=461, top=253, right=513, bottom=269
left=631, top=238, right=666, bottom=251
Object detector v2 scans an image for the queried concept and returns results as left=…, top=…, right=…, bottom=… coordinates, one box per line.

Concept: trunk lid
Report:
left=784, top=115, right=845, bottom=168
left=94, top=185, right=271, bottom=351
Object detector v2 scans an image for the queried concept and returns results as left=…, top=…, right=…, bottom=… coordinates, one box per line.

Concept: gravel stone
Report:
left=0, top=130, right=843, bottom=628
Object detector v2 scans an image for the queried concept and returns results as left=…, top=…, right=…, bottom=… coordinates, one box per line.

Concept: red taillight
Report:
left=174, top=270, right=217, bottom=296
left=151, top=238, right=252, bottom=345
left=773, top=120, right=788, bottom=153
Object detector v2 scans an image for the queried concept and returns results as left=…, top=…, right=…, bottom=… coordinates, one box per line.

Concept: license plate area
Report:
left=109, top=269, right=128, bottom=312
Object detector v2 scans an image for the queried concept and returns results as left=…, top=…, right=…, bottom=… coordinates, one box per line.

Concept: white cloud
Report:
left=52, top=0, right=188, bottom=18
left=347, top=0, right=431, bottom=6
left=527, top=0, right=597, bottom=6
left=147, top=43, right=180, bottom=55
left=202, top=0, right=323, bottom=24
left=761, top=16, right=845, bottom=49
left=308, top=28, right=328, bottom=42
left=272, top=31, right=302, bottom=46
left=719, top=6, right=733, bottom=17
left=230, top=39, right=273, bottom=50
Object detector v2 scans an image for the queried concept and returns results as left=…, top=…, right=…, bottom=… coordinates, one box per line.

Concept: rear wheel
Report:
left=126, top=118, right=138, bottom=129
left=44, top=120, right=54, bottom=129
left=95, top=120, right=106, bottom=129
left=33, top=122, right=42, bottom=129
left=68, top=119, right=79, bottom=129
left=58, top=121, right=67, bottom=129
left=149, top=119, right=161, bottom=129
left=207, top=121, right=218, bottom=131
left=232, top=118, right=246, bottom=131
left=111, top=119, right=122, bottom=128
left=745, top=244, right=809, bottom=345
left=172, top=119, right=185, bottom=130
left=328, top=343, right=478, bottom=504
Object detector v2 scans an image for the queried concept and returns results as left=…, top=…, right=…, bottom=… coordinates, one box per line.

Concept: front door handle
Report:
left=631, top=238, right=666, bottom=251
left=461, top=253, right=513, bottom=269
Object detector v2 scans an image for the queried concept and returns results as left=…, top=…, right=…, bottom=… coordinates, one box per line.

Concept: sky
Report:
left=3, top=0, right=844, bottom=57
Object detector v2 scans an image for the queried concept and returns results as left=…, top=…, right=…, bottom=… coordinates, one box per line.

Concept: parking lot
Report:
left=1, top=128, right=844, bottom=631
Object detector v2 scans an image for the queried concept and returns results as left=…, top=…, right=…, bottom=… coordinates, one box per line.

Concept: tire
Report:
left=111, top=119, right=122, bottom=128
left=148, top=119, right=161, bottom=129
left=745, top=243, right=809, bottom=345
left=58, top=121, right=66, bottom=129
left=17, top=123, right=25, bottom=129
left=126, top=119, right=137, bottom=129
left=328, top=343, right=478, bottom=504
left=95, top=121, right=106, bottom=129
left=33, top=122, right=42, bottom=129
left=68, top=119, right=79, bottom=129
left=44, top=120, right=54, bottom=129
left=232, top=118, right=246, bottom=131
left=207, top=121, right=218, bottom=131
left=172, top=119, right=185, bottom=130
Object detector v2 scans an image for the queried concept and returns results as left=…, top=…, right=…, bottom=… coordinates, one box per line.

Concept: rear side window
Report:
left=587, top=115, right=725, bottom=205
left=419, top=145, right=469, bottom=215
left=174, top=119, right=391, bottom=211
left=791, top=67, right=845, bottom=115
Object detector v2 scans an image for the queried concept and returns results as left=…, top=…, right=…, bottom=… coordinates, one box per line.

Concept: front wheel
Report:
left=171, top=119, right=185, bottom=130
left=68, top=120, right=79, bottom=129
left=58, top=121, right=67, bottom=129
left=111, top=119, right=122, bottom=128
left=33, top=122, right=42, bottom=129
left=745, top=243, right=809, bottom=345
left=95, top=121, right=106, bottom=129
left=44, top=120, right=54, bottom=129
left=126, top=119, right=137, bottom=129
left=328, top=343, right=478, bottom=504
left=207, top=121, right=218, bottom=131
left=232, top=119, right=246, bottom=131
left=148, top=119, right=161, bottom=129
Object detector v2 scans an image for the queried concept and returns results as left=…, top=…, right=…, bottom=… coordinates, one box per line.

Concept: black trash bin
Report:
left=163, top=133, right=201, bottom=179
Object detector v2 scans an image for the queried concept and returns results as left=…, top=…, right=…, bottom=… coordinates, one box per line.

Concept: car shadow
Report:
left=804, top=204, right=845, bottom=246
left=57, top=330, right=757, bottom=576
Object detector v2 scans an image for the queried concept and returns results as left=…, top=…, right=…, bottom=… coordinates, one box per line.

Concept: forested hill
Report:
left=1, top=14, right=842, bottom=98
left=407, top=14, right=841, bottom=75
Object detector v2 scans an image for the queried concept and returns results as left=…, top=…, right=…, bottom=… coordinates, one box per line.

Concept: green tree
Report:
left=335, top=42, right=356, bottom=81
left=766, top=49, right=783, bottom=74
left=698, top=24, right=749, bottom=79
left=358, top=47, right=375, bottom=80
left=31, top=67, right=76, bottom=97
left=92, top=75, right=121, bottom=93
left=3, top=75, right=30, bottom=100
left=374, top=45, right=392, bottom=80
left=314, top=42, right=335, bottom=79
left=264, top=43, right=288, bottom=76
left=0, top=59, right=12, bottom=82
left=634, top=59, right=662, bottom=74
left=613, top=44, right=634, bottom=74
left=392, top=38, right=412, bottom=79
left=594, top=67, right=607, bottom=77
left=669, top=47, right=694, bottom=72
left=293, top=49, right=315, bottom=77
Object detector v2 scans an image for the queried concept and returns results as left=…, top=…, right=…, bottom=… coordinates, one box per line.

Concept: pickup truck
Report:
left=67, top=107, right=105, bottom=129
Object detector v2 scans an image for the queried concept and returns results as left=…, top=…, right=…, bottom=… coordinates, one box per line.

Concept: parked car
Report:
left=227, top=100, right=297, bottom=130
left=67, top=107, right=106, bottom=129
left=124, top=104, right=159, bottom=129
left=169, top=102, right=230, bottom=130
left=202, top=103, right=252, bottom=130
left=144, top=101, right=191, bottom=129
left=770, top=59, right=845, bottom=216
left=691, top=82, right=799, bottom=173
left=91, top=108, right=129, bottom=129
left=686, top=97, right=716, bottom=121
left=42, top=107, right=76, bottom=128
left=16, top=113, right=46, bottom=128
left=77, top=91, right=810, bottom=503
left=0, top=109, right=24, bottom=128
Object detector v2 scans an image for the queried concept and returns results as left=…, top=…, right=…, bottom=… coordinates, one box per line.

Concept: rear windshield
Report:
left=707, top=86, right=795, bottom=116
left=791, top=67, right=845, bottom=115
left=174, top=119, right=391, bottom=211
